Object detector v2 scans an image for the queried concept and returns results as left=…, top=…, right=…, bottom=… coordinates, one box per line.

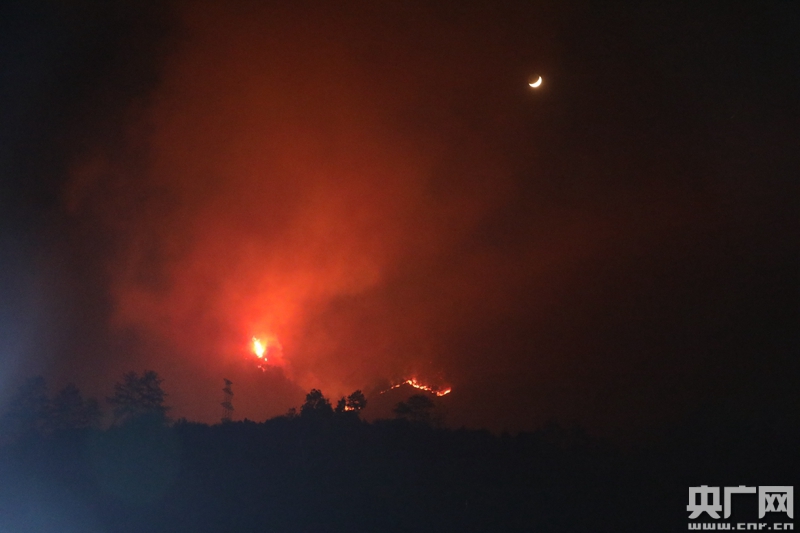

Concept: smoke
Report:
left=7, top=1, right=794, bottom=431
left=60, top=1, right=566, bottom=422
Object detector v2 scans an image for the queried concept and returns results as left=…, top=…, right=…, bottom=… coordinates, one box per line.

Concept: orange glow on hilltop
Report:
left=383, top=378, right=452, bottom=397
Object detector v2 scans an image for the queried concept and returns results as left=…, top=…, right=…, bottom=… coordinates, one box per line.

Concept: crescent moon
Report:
left=529, top=76, right=542, bottom=88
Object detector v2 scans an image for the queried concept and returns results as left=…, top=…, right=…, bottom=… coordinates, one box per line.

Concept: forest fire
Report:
left=248, top=335, right=286, bottom=371
left=382, top=378, right=452, bottom=397
left=252, top=337, right=267, bottom=359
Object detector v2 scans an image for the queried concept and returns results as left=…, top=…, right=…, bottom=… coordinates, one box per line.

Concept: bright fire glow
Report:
left=252, top=337, right=266, bottom=358
left=383, top=378, right=452, bottom=397
left=248, top=334, right=285, bottom=371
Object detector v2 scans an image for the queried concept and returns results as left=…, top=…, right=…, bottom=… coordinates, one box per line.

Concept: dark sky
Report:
left=1, top=0, right=797, bottom=434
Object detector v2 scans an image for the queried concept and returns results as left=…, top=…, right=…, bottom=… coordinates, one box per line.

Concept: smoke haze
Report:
left=2, top=0, right=796, bottom=432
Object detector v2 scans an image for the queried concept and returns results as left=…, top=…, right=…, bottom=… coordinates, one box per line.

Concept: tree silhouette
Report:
left=335, top=389, right=368, bottom=415
left=49, top=383, right=101, bottom=432
left=393, top=394, right=437, bottom=425
left=346, top=390, right=367, bottom=411
left=0, top=378, right=102, bottom=440
left=300, top=389, right=333, bottom=418
left=335, top=397, right=347, bottom=413
left=107, top=370, right=169, bottom=425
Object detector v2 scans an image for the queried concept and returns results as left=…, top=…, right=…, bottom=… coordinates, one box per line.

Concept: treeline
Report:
left=0, top=370, right=628, bottom=532
left=0, top=371, right=796, bottom=533
left=0, top=370, right=443, bottom=441
left=0, top=370, right=168, bottom=442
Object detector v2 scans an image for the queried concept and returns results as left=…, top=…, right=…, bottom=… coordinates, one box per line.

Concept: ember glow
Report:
left=383, top=378, right=452, bottom=397
left=252, top=337, right=266, bottom=359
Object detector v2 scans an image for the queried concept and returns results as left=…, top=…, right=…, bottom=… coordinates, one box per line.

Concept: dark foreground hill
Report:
left=0, top=415, right=796, bottom=533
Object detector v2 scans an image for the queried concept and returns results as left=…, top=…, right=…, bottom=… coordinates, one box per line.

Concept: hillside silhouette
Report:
left=0, top=373, right=796, bottom=532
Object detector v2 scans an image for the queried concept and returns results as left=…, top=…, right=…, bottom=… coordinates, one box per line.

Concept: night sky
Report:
left=1, top=0, right=797, bottom=435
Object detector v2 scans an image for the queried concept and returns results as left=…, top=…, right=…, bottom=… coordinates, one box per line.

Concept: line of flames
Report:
left=382, top=378, right=452, bottom=397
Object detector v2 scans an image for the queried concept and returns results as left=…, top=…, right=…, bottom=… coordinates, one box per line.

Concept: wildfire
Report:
left=252, top=337, right=267, bottom=359
left=382, top=378, right=452, bottom=397
left=248, top=334, right=285, bottom=371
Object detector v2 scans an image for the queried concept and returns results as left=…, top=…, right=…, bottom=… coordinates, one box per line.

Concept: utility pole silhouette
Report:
left=221, top=379, right=234, bottom=423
